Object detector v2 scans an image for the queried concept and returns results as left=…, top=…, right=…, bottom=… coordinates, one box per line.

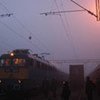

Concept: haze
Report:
left=0, top=0, right=100, bottom=75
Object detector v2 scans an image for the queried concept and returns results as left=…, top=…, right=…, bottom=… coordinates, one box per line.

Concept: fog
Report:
left=0, top=0, right=100, bottom=75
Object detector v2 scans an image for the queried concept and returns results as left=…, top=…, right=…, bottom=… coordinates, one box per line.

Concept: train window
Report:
left=13, top=58, right=26, bottom=66
left=5, top=59, right=12, bottom=66
left=14, top=58, right=19, bottom=64
left=0, top=58, right=26, bottom=66
left=0, top=59, right=14, bottom=66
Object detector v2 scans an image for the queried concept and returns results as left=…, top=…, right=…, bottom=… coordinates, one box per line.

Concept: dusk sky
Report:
left=0, top=0, right=100, bottom=75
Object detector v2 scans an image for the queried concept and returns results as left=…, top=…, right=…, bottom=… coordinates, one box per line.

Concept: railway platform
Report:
left=0, top=87, right=100, bottom=100
left=31, top=86, right=100, bottom=100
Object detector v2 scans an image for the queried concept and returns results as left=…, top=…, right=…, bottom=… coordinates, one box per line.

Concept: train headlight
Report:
left=10, top=52, right=14, bottom=56
left=18, top=80, right=21, bottom=84
left=0, top=80, right=1, bottom=83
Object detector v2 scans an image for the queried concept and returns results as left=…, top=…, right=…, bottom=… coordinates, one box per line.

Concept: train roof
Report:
left=0, top=49, right=55, bottom=67
left=0, top=53, right=29, bottom=59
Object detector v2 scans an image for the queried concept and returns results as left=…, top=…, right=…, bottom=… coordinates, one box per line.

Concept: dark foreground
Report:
left=0, top=87, right=100, bottom=100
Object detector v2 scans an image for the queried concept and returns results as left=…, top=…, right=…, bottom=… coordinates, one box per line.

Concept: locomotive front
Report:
left=0, top=49, right=68, bottom=97
left=0, top=49, right=32, bottom=94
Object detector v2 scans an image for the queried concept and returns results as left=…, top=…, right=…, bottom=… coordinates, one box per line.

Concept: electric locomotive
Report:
left=0, top=49, right=68, bottom=96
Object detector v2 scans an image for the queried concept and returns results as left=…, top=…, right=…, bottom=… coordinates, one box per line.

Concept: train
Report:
left=0, top=49, right=68, bottom=97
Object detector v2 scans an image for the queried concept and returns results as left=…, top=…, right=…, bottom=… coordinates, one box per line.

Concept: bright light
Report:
left=10, top=52, right=14, bottom=56
left=18, top=80, right=21, bottom=84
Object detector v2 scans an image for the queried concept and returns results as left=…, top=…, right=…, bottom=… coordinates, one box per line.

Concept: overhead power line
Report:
left=41, top=0, right=100, bottom=21
left=70, top=0, right=97, bottom=18
left=49, top=59, right=100, bottom=64
left=43, top=0, right=79, bottom=59
left=53, top=0, right=69, bottom=38
left=0, top=13, right=13, bottom=17
left=0, top=19, right=42, bottom=53
left=0, top=1, right=51, bottom=53
left=40, top=9, right=85, bottom=16
left=12, top=16, right=50, bottom=52
left=59, top=0, right=79, bottom=59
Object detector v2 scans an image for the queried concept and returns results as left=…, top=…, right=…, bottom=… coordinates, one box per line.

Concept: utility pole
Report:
left=96, top=0, right=100, bottom=21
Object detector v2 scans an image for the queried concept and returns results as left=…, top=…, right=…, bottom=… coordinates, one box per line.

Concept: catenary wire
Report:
left=0, top=19, right=42, bottom=53
left=0, top=0, right=52, bottom=53
left=53, top=0, right=69, bottom=38
left=60, top=0, right=79, bottom=58
left=0, top=1, right=45, bottom=52
left=53, top=0, right=78, bottom=58
left=0, top=1, right=50, bottom=53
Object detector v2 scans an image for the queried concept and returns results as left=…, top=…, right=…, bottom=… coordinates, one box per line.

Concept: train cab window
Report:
left=5, top=59, right=12, bottom=66
left=13, top=58, right=26, bottom=66
left=0, top=59, right=14, bottom=66
left=14, top=58, right=19, bottom=64
left=0, top=58, right=26, bottom=66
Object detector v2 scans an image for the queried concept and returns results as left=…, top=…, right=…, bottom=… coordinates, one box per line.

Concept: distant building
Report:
left=69, top=65, right=85, bottom=100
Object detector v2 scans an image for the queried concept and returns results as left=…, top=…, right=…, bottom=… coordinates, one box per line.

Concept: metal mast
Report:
left=96, top=0, right=100, bottom=21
